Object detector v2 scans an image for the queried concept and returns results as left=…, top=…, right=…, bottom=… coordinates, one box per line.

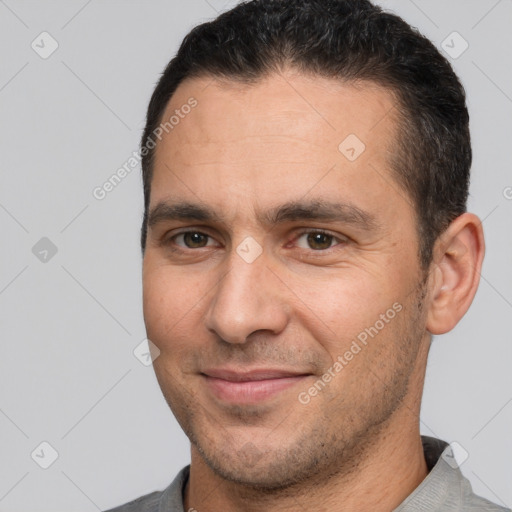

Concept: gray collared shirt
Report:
left=104, top=437, right=510, bottom=511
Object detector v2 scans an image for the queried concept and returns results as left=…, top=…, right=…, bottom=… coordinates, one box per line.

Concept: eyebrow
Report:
left=148, top=201, right=223, bottom=227
left=147, top=199, right=380, bottom=232
left=262, top=200, right=380, bottom=231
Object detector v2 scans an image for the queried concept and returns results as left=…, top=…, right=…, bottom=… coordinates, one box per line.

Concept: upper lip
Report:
left=201, top=368, right=311, bottom=382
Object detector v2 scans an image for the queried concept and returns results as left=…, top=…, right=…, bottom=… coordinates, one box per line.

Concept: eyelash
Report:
left=164, top=228, right=347, bottom=252
left=292, top=229, right=347, bottom=251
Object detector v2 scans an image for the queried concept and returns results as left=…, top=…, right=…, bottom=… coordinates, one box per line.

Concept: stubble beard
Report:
left=158, top=279, right=429, bottom=495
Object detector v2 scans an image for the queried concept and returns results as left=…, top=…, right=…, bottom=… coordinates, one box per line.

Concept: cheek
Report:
left=288, top=269, right=397, bottom=352
left=142, top=261, right=209, bottom=352
left=297, top=275, right=416, bottom=399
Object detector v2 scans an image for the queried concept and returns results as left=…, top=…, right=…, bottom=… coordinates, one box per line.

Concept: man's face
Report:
left=142, top=71, right=431, bottom=488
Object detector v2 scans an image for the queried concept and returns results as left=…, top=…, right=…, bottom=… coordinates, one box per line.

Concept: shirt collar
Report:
left=158, top=436, right=464, bottom=512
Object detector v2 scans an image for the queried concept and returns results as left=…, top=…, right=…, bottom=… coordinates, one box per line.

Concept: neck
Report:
left=184, top=335, right=432, bottom=512
left=184, top=414, right=428, bottom=512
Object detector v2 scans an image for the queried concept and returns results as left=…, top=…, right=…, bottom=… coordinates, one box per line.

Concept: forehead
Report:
left=151, top=71, right=404, bottom=219
left=157, top=71, right=398, bottom=151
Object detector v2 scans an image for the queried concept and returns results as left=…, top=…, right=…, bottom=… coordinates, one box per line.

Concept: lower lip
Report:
left=203, top=375, right=309, bottom=404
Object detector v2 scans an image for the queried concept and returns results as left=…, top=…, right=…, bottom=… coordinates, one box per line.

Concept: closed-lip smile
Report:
left=201, top=367, right=312, bottom=403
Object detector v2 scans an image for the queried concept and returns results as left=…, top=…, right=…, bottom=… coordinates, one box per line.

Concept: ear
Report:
left=426, top=213, right=485, bottom=335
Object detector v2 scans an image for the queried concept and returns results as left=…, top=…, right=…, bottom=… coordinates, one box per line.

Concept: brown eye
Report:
left=295, top=231, right=340, bottom=251
left=177, top=232, right=211, bottom=248
left=306, top=232, right=334, bottom=250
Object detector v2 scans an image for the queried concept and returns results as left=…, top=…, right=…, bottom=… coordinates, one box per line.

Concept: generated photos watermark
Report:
left=298, top=301, right=403, bottom=404
left=92, top=97, right=198, bottom=200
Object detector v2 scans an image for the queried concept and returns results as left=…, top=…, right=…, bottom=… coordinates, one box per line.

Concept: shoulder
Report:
left=102, top=465, right=190, bottom=512
left=461, top=477, right=511, bottom=511
left=397, top=437, right=510, bottom=512
left=103, top=490, right=163, bottom=512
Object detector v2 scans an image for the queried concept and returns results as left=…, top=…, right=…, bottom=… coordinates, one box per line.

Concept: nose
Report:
left=204, top=245, right=289, bottom=344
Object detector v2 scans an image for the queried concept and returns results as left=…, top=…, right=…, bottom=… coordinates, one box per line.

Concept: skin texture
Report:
left=142, top=70, right=485, bottom=511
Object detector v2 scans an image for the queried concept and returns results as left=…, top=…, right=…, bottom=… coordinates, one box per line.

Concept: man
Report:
left=106, top=0, right=508, bottom=510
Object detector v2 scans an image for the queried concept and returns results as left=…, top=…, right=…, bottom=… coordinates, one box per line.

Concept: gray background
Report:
left=0, top=0, right=511, bottom=510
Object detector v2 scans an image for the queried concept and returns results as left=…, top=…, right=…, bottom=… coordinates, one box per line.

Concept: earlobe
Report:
left=426, top=213, right=485, bottom=335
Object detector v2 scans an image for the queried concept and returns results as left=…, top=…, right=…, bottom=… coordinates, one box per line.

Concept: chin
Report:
left=192, top=434, right=328, bottom=492
left=206, top=457, right=307, bottom=491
